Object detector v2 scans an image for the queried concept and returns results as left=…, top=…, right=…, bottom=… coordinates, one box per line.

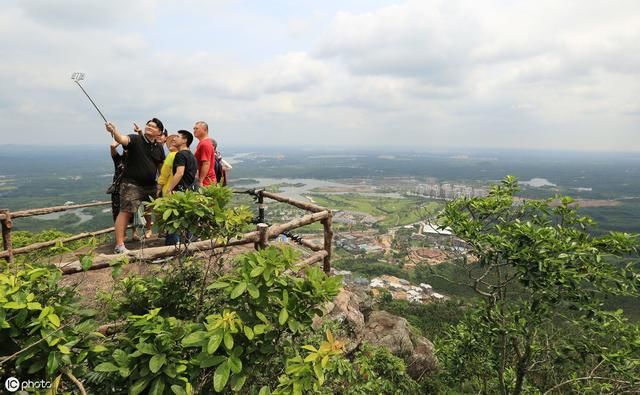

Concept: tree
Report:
left=437, top=176, right=640, bottom=394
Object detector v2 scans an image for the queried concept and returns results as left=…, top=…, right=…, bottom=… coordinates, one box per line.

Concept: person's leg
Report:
left=117, top=182, right=143, bottom=250
left=144, top=214, right=153, bottom=238
left=114, top=211, right=132, bottom=246
left=142, top=186, right=156, bottom=239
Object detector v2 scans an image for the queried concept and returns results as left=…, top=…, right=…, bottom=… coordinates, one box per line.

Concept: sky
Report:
left=0, top=0, right=639, bottom=151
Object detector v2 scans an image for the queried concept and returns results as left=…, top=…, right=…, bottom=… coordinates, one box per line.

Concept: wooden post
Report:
left=0, top=209, right=13, bottom=263
left=257, top=189, right=265, bottom=224
left=321, top=211, right=333, bottom=273
left=256, top=223, right=269, bottom=250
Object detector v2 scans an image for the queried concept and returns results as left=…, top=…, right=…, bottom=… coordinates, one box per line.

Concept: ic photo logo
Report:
left=4, top=377, right=20, bottom=392
left=3, top=377, right=51, bottom=393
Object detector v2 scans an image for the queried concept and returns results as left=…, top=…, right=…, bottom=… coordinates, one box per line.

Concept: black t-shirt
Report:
left=121, top=134, right=165, bottom=186
left=172, top=150, right=197, bottom=191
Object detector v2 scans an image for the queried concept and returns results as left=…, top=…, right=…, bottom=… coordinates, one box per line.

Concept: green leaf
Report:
left=247, top=283, right=260, bottom=298
left=4, top=301, right=26, bottom=309
left=224, top=331, right=234, bottom=350
left=171, top=385, right=188, bottom=395
left=258, top=386, right=271, bottom=395
left=278, top=308, right=289, bottom=325
left=182, top=331, right=207, bottom=347
left=163, top=209, right=172, bottom=220
left=230, top=282, right=247, bottom=299
left=119, top=367, right=131, bottom=378
left=149, top=353, right=167, bottom=373
left=206, top=329, right=223, bottom=354
left=149, top=376, right=166, bottom=395
left=90, top=344, right=108, bottom=353
left=48, top=313, right=61, bottom=327
left=231, top=374, right=247, bottom=392
left=113, top=349, right=130, bottom=367
left=228, top=355, right=242, bottom=374
left=213, top=361, right=231, bottom=392
left=136, top=342, right=157, bottom=355
left=47, top=352, right=59, bottom=376
left=200, top=355, right=226, bottom=368
left=254, top=324, right=266, bottom=335
left=256, top=311, right=269, bottom=324
left=27, top=359, right=46, bottom=374
left=95, top=362, right=120, bottom=372
left=250, top=266, right=265, bottom=277
left=27, top=302, right=42, bottom=310
left=57, top=345, right=70, bottom=354
left=243, top=326, right=254, bottom=340
left=129, top=377, right=152, bottom=395
left=313, top=362, right=324, bottom=385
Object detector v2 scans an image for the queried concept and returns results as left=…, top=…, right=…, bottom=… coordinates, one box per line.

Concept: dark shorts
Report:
left=119, top=181, right=156, bottom=213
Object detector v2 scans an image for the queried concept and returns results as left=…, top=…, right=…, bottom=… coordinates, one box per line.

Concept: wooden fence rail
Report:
left=1, top=189, right=333, bottom=272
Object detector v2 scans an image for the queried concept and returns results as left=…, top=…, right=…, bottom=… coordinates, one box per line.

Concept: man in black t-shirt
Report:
left=106, top=118, right=166, bottom=254
left=167, top=130, right=197, bottom=193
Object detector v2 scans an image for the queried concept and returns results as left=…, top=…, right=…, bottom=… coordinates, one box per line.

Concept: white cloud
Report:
left=0, top=0, right=638, bottom=150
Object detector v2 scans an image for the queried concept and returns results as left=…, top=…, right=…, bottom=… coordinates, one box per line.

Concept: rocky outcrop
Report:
left=363, top=310, right=415, bottom=356
left=313, top=287, right=365, bottom=352
left=317, top=285, right=438, bottom=380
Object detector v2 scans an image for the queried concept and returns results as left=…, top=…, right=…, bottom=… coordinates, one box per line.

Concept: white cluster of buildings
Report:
left=335, top=234, right=384, bottom=254
left=370, top=275, right=447, bottom=304
left=410, top=183, right=488, bottom=200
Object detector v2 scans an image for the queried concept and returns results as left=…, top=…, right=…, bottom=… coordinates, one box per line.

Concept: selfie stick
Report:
left=71, top=72, right=108, bottom=123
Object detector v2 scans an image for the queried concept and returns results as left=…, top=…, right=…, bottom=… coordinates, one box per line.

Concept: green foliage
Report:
left=108, top=259, right=206, bottom=318
left=0, top=263, right=101, bottom=381
left=208, top=246, right=343, bottom=336
left=316, top=343, right=420, bottom=395
left=272, top=330, right=345, bottom=395
left=91, top=245, right=344, bottom=393
left=436, top=176, right=640, bottom=394
left=377, top=298, right=465, bottom=340
left=148, top=185, right=252, bottom=249
left=91, top=308, right=196, bottom=395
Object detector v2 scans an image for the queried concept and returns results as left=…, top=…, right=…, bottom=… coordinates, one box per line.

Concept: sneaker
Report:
left=114, top=245, right=130, bottom=254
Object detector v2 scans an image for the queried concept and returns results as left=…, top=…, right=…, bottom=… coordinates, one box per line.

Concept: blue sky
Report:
left=1, top=0, right=639, bottom=151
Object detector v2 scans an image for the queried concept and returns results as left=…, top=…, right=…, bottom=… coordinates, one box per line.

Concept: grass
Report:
left=310, top=193, right=442, bottom=227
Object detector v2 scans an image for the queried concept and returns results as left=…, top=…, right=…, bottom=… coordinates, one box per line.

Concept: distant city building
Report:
left=411, top=182, right=488, bottom=200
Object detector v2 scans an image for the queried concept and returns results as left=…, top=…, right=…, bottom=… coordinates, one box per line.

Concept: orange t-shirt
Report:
left=194, top=138, right=217, bottom=186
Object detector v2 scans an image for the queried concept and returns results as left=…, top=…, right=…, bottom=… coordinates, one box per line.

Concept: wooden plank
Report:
left=0, top=227, right=115, bottom=258
left=260, top=191, right=326, bottom=213
left=3, top=201, right=110, bottom=220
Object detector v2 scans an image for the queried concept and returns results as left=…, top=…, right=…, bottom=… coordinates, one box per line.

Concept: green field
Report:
left=310, top=193, right=442, bottom=227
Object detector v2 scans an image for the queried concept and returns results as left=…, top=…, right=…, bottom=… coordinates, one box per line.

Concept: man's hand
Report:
left=107, top=122, right=130, bottom=146
left=106, top=122, right=117, bottom=135
left=133, top=122, right=142, bottom=135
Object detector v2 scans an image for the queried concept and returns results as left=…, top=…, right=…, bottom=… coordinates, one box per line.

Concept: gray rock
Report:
left=363, top=310, right=438, bottom=379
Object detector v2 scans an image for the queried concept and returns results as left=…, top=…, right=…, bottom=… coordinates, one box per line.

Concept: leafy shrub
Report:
left=0, top=263, right=102, bottom=388
left=148, top=185, right=252, bottom=250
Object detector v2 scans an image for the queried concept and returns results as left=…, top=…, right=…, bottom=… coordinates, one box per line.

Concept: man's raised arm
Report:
left=105, top=122, right=131, bottom=146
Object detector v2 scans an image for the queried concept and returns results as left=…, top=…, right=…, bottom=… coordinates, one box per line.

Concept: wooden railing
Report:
left=0, top=189, right=333, bottom=273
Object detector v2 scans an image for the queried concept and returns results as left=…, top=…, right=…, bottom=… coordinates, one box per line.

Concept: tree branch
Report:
left=62, top=368, right=88, bottom=395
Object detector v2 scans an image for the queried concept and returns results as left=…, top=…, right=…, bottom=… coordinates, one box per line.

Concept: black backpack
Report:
left=213, top=154, right=226, bottom=186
